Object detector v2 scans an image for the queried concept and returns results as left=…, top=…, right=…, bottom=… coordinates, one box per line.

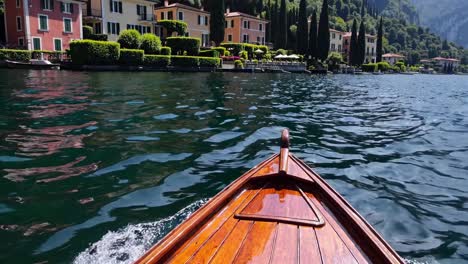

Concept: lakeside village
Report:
left=0, top=0, right=466, bottom=74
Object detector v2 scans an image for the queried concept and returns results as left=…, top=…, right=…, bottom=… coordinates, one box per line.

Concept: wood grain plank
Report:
left=299, top=226, right=322, bottom=264
left=167, top=186, right=258, bottom=263
left=232, top=221, right=278, bottom=263
left=270, top=224, right=298, bottom=264
left=208, top=220, right=254, bottom=264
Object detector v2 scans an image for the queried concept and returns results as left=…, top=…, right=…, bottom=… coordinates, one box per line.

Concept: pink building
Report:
left=4, top=0, right=84, bottom=51
left=224, top=9, right=268, bottom=45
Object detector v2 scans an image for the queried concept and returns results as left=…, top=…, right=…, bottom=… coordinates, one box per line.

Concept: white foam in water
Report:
left=404, top=257, right=439, bottom=264
left=73, top=199, right=208, bottom=264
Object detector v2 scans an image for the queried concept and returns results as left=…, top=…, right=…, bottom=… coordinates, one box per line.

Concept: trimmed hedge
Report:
left=234, top=60, right=244, bottom=69
left=143, top=55, right=171, bottom=67
left=220, top=43, right=245, bottom=56
left=140, top=33, right=162, bottom=54
left=199, top=57, right=221, bottom=67
left=157, top=20, right=187, bottom=36
left=171, top=56, right=199, bottom=67
left=160, top=46, right=171, bottom=55
left=211, top=47, right=226, bottom=57
left=166, top=37, right=201, bottom=56
left=0, top=49, right=32, bottom=61
left=118, top=29, right=141, bottom=49
left=70, top=40, right=120, bottom=65
left=119, top=49, right=144, bottom=65
left=199, top=50, right=219, bottom=58
left=362, top=63, right=378, bottom=72
left=377, top=61, right=390, bottom=71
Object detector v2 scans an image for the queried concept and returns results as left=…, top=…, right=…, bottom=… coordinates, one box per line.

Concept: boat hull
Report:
left=6, top=60, right=60, bottom=70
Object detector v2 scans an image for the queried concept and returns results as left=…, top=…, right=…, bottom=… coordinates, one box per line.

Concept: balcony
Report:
left=84, top=8, right=102, bottom=18
left=138, top=14, right=155, bottom=22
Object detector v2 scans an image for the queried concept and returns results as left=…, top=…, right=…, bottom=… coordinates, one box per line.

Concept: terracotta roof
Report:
left=432, top=57, right=460, bottom=62
left=154, top=3, right=210, bottom=14
left=225, top=12, right=269, bottom=22
left=382, top=53, right=405, bottom=58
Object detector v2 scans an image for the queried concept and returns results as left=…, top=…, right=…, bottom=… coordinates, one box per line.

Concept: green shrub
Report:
left=240, top=51, right=248, bottom=60
left=211, top=47, right=226, bottom=57
left=199, top=57, right=221, bottom=67
left=160, top=46, right=171, bottom=55
left=69, top=40, right=120, bottom=65
left=377, top=61, right=390, bottom=72
left=157, top=20, right=187, bottom=36
left=234, top=60, right=244, bottom=69
left=275, top=49, right=287, bottom=56
left=140, top=34, right=162, bottom=55
left=252, top=59, right=258, bottom=64
left=220, top=43, right=245, bottom=56
left=199, top=50, right=219, bottom=58
left=395, top=61, right=406, bottom=72
left=0, top=49, right=32, bottom=61
left=166, top=37, right=201, bottom=55
left=117, top=29, right=141, bottom=49
left=224, top=50, right=231, bottom=56
left=264, top=53, right=272, bottom=60
left=143, top=55, right=171, bottom=67
left=119, top=49, right=144, bottom=65
left=171, top=56, right=199, bottom=67
left=83, top=26, right=93, bottom=39
left=244, top=44, right=255, bottom=58
left=362, top=63, right=378, bottom=72
left=256, top=45, right=269, bottom=54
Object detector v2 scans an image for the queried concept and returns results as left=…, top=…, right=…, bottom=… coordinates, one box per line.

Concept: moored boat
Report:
left=6, top=59, right=60, bottom=70
left=136, top=129, right=404, bottom=264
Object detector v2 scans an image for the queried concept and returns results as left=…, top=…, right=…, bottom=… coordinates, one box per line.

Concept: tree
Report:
left=376, top=16, right=383, bottom=62
left=210, top=0, right=225, bottom=46
left=297, top=0, right=308, bottom=54
left=317, top=0, right=330, bottom=61
left=358, top=19, right=366, bottom=65
left=140, top=33, right=162, bottom=54
left=273, top=0, right=279, bottom=48
left=266, top=0, right=272, bottom=42
left=349, top=20, right=358, bottom=65
left=277, top=0, right=287, bottom=48
left=118, top=30, right=141, bottom=49
left=327, top=52, right=343, bottom=71
left=309, top=11, right=318, bottom=59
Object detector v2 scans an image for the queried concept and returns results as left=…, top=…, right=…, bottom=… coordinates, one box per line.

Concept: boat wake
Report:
left=73, top=199, right=208, bottom=264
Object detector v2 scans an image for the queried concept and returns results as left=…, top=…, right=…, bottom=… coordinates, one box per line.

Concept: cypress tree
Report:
left=278, top=0, right=287, bottom=48
left=317, top=0, right=330, bottom=61
left=309, top=11, right=318, bottom=59
left=266, top=0, right=271, bottom=42
left=210, top=0, right=225, bottom=46
left=376, top=16, right=383, bottom=62
left=273, top=0, right=279, bottom=48
left=297, top=0, right=308, bottom=54
left=350, top=19, right=358, bottom=65
left=358, top=19, right=366, bottom=65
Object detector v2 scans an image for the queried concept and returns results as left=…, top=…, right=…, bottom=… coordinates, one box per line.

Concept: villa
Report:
left=343, top=32, right=377, bottom=63
left=224, top=8, right=268, bottom=45
left=382, top=53, right=405, bottom=65
left=3, top=0, right=84, bottom=50
left=329, top=29, right=345, bottom=53
left=153, top=0, right=210, bottom=47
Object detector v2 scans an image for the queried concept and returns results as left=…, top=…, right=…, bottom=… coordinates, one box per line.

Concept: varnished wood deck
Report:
left=136, top=130, right=404, bottom=264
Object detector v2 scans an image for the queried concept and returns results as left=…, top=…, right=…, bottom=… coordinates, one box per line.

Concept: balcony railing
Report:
left=138, top=14, right=155, bottom=21
left=84, top=8, right=102, bottom=18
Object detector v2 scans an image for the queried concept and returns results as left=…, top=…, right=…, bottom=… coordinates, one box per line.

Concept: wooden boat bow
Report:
left=135, top=129, right=404, bottom=264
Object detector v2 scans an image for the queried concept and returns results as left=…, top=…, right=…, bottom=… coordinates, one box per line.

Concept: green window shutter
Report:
left=118, top=2, right=122, bottom=13
left=60, top=2, right=64, bottom=12
left=107, top=22, right=111, bottom=33
left=33, top=38, right=40, bottom=50
left=116, top=23, right=120, bottom=34
left=70, top=4, right=74, bottom=13
left=50, top=0, right=54, bottom=10
left=40, top=0, right=45, bottom=9
left=109, top=0, right=112, bottom=12
left=54, top=39, right=61, bottom=51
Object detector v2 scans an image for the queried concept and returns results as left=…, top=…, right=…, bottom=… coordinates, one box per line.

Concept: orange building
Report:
left=224, top=9, right=268, bottom=45
left=154, top=0, right=210, bottom=47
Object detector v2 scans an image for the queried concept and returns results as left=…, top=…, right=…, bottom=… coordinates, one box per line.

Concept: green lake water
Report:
left=0, top=69, right=467, bottom=263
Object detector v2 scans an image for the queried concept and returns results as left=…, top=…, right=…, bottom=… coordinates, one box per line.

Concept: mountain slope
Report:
left=411, top=0, right=468, bottom=48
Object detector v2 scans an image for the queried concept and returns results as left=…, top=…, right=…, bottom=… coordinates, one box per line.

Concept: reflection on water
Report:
left=0, top=70, right=467, bottom=264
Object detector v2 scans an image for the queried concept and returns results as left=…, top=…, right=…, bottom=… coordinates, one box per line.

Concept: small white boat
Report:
left=6, top=59, right=60, bottom=70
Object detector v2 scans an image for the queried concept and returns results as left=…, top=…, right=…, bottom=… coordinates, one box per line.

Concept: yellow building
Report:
left=154, top=0, right=210, bottom=47
left=84, top=0, right=155, bottom=41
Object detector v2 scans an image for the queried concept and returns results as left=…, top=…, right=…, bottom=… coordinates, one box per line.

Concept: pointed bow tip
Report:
left=281, top=129, right=290, bottom=149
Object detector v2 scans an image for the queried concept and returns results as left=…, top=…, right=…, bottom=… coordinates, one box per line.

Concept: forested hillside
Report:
left=155, top=0, right=467, bottom=64
left=411, top=0, right=468, bottom=49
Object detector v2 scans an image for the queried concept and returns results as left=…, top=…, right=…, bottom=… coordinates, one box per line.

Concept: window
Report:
left=243, top=34, right=249, bottom=43
left=198, top=15, right=201, bottom=25
left=168, top=11, right=173, bottom=19
left=338, top=44, right=342, bottom=52
left=331, top=44, right=335, bottom=51
left=38, top=15, right=48, bottom=31
left=110, top=0, right=122, bottom=13
left=40, top=0, right=53, bottom=10
left=126, top=24, right=151, bottom=34
left=54, top=38, right=62, bottom=51
left=61, top=2, right=73, bottom=13
left=94, top=23, right=102, bottom=34
left=107, top=22, right=120, bottom=35
left=259, top=23, right=263, bottom=31
left=228, top=34, right=232, bottom=42
left=243, top=20, right=250, bottom=29
left=257, top=36, right=260, bottom=43
left=63, top=18, right=72, bottom=33
left=16, top=16, right=22, bottom=31
left=18, top=37, right=24, bottom=46
left=137, top=5, right=147, bottom=20
left=160, top=12, right=165, bottom=19
left=202, top=34, right=209, bottom=47
left=16, top=0, right=20, bottom=8
left=230, top=20, right=234, bottom=28
left=339, top=35, right=342, bottom=40
left=33, top=37, right=41, bottom=50
left=178, top=11, right=183, bottom=20
left=332, top=33, right=335, bottom=39
left=205, top=16, right=208, bottom=26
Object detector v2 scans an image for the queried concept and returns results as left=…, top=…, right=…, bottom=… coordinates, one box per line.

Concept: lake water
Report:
left=0, top=69, right=467, bottom=264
